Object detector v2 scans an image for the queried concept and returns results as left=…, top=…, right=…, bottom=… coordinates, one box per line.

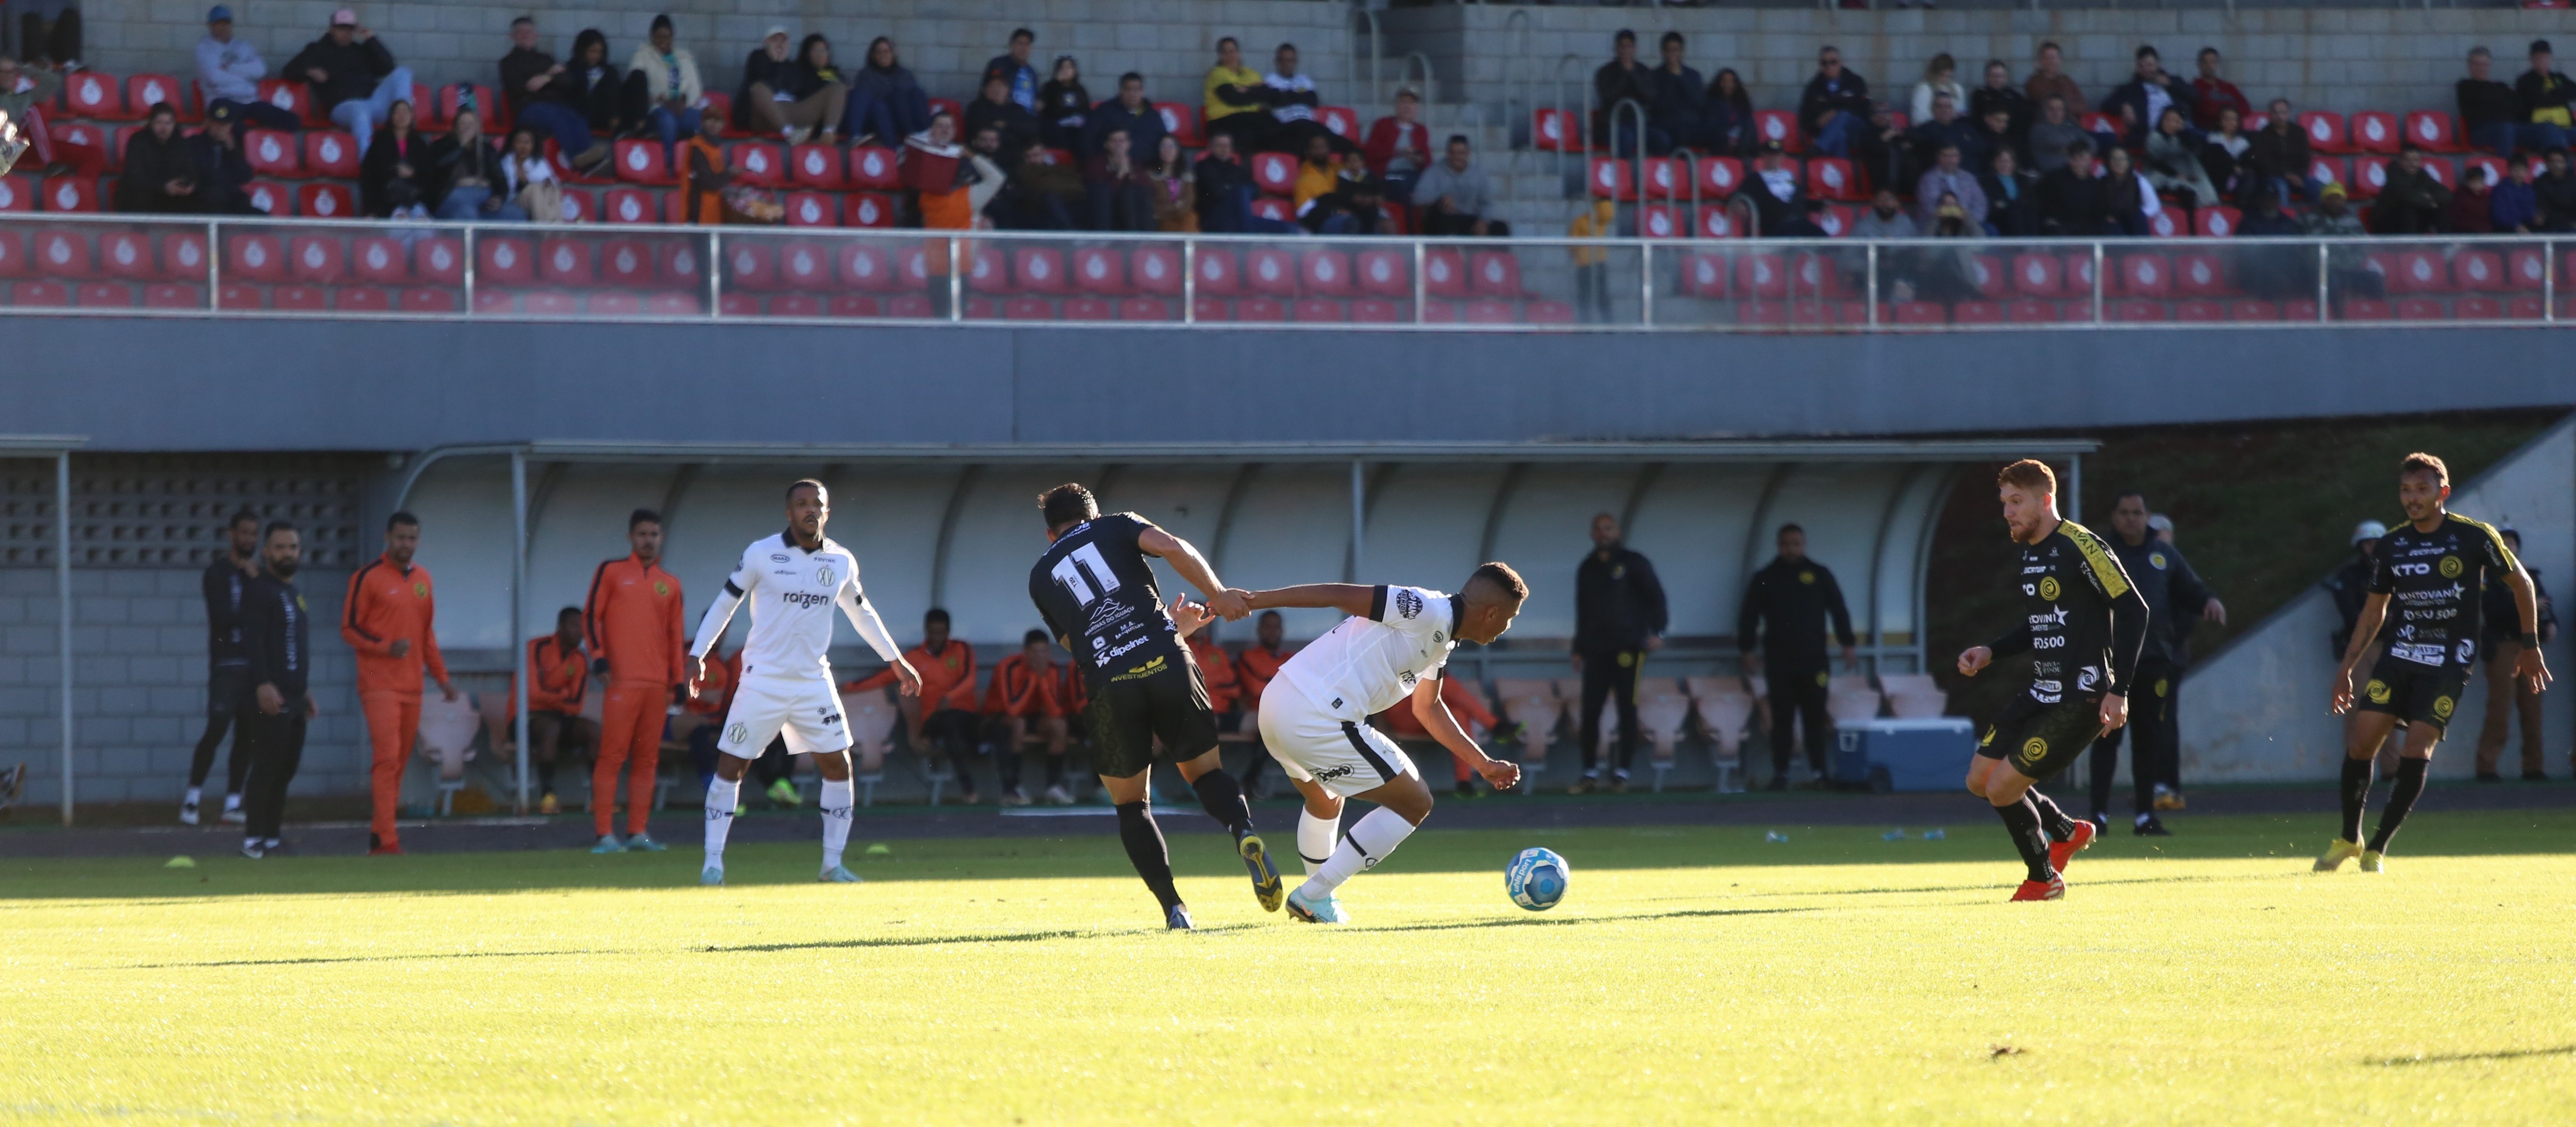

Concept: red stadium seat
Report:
left=1190, top=297, right=1230, bottom=321
left=521, top=290, right=579, bottom=316
left=207, top=281, right=258, bottom=308
left=73, top=280, right=133, bottom=307
left=2146, top=209, right=2184, bottom=238
left=255, top=79, right=315, bottom=125
left=2406, top=111, right=2463, bottom=153
left=1300, top=248, right=1352, bottom=296
left=2012, top=253, right=2062, bottom=298
left=710, top=241, right=770, bottom=291
left=470, top=290, right=518, bottom=314
left=820, top=293, right=875, bottom=318
left=1422, top=247, right=1467, bottom=297
left=223, top=234, right=282, bottom=282
left=129, top=73, right=189, bottom=119
left=895, top=244, right=933, bottom=290
left=2196, top=206, right=2240, bottom=236
left=302, top=131, right=359, bottom=177
left=603, top=187, right=659, bottom=224
left=2227, top=299, right=2280, bottom=321
left=1697, top=156, right=1745, bottom=197
left=536, top=238, right=593, bottom=287
left=584, top=291, right=642, bottom=316
left=296, top=183, right=355, bottom=219
left=2420, top=159, right=2455, bottom=189
left=272, top=283, right=327, bottom=309
left=478, top=236, right=536, bottom=286
left=411, top=237, right=463, bottom=286
left=2174, top=251, right=2227, bottom=297
left=1753, top=110, right=1799, bottom=152
left=1293, top=297, right=1346, bottom=322
left=1891, top=301, right=1945, bottom=325
left=2352, top=156, right=2391, bottom=198
left=1693, top=204, right=1743, bottom=238
left=1243, top=248, right=1296, bottom=297
left=788, top=143, right=845, bottom=189
left=1048, top=296, right=1105, bottom=322
left=0, top=174, right=34, bottom=212
left=2507, top=247, right=2546, bottom=290
left=42, top=175, right=97, bottom=212
left=849, top=145, right=900, bottom=190
left=776, top=242, right=830, bottom=289
left=2464, top=154, right=2507, bottom=189
left=2385, top=250, right=2445, bottom=293
left=1815, top=204, right=1855, bottom=238
left=2175, top=299, right=2226, bottom=322
left=1637, top=203, right=1684, bottom=238
left=1248, top=196, right=1293, bottom=223
left=332, top=286, right=391, bottom=312
left=1353, top=248, right=1408, bottom=297
left=2310, top=157, right=2347, bottom=192
left=880, top=293, right=930, bottom=318
left=1738, top=253, right=1787, bottom=299
left=1966, top=254, right=2007, bottom=299
left=0, top=230, right=24, bottom=278
left=1469, top=251, right=1525, bottom=298
left=783, top=191, right=836, bottom=226
left=2301, top=112, right=2348, bottom=153
left=1678, top=252, right=1729, bottom=298
left=2393, top=297, right=2445, bottom=320
left=837, top=242, right=895, bottom=291
left=2456, top=296, right=2504, bottom=320
left=1237, top=297, right=1287, bottom=322
left=30, top=229, right=89, bottom=277
left=2117, top=253, right=2172, bottom=298
left=730, top=143, right=783, bottom=186
left=142, top=282, right=201, bottom=308
left=1806, top=157, right=1862, bottom=201
left=1189, top=249, right=1240, bottom=296
left=2341, top=298, right=2392, bottom=321
left=244, top=129, right=300, bottom=177
left=10, top=279, right=68, bottom=306
left=1533, top=109, right=1577, bottom=153
left=1587, top=156, right=1633, bottom=201
left=161, top=231, right=209, bottom=280
left=1786, top=252, right=1837, bottom=296
left=352, top=235, right=409, bottom=284
left=844, top=192, right=896, bottom=227
left=1155, top=102, right=1204, bottom=147
left=597, top=239, right=653, bottom=288
left=965, top=245, right=1009, bottom=294
left=244, top=181, right=288, bottom=215
left=1119, top=297, right=1172, bottom=321
left=1953, top=300, right=2003, bottom=324
left=1639, top=157, right=1684, bottom=200
left=2004, top=298, right=2060, bottom=323
left=2350, top=111, right=2399, bottom=154
left=286, top=234, right=344, bottom=282
left=1317, top=106, right=1358, bottom=141
left=98, top=230, right=152, bottom=279
left=2107, top=298, right=2166, bottom=322
left=398, top=287, right=457, bottom=313
left=50, top=122, right=107, bottom=174
left=1014, top=247, right=1069, bottom=294
left=2451, top=250, right=2505, bottom=292
left=613, top=139, right=674, bottom=185
left=1337, top=297, right=1394, bottom=323
left=63, top=70, right=125, bottom=118
left=1072, top=247, right=1126, bottom=295
left=1463, top=299, right=1517, bottom=325
left=1251, top=151, right=1297, bottom=196
left=2079, top=112, right=2117, bottom=136
left=2282, top=298, right=2320, bottom=321
left=2063, top=252, right=2097, bottom=294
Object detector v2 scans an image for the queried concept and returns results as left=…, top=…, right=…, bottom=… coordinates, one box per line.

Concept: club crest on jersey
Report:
left=815, top=565, right=834, bottom=587
left=653, top=580, right=670, bottom=597
left=2439, top=555, right=2463, bottom=578
left=2038, top=577, right=2061, bottom=601
left=2149, top=553, right=2168, bottom=570
left=2366, top=680, right=2392, bottom=704
left=1799, top=571, right=1816, bottom=585
left=411, top=581, right=428, bottom=599
left=1395, top=588, right=1424, bottom=619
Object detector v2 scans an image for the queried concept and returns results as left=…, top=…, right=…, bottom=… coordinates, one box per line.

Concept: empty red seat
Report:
left=713, top=241, right=771, bottom=290
left=2507, top=247, right=2546, bottom=290
left=536, top=238, right=593, bottom=286
left=245, top=129, right=300, bottom=176
left=1132, top=245, right=1182, bottom=295
left=2452, top=250, right=2505, bottom=291
left=0, top=230, right=24, bottom=278
left=1469, top=251, right=1524, bottom=298
left=297, top=183, right=355, bottom=218
left=582, top=291, right=641, bottom=316
left=1891, top=301, right=1945, bottom=325
left=1753, top=110, right=1800, bottom=152
left=352, top=235, right=409, bottom=283
left=1300, top=248, right=1352, bottom=296
left=2385, top=250, right=2445, bottom=293
left=2107, top=298, right=2166, bottom=322
left=1738, top=254, right=1787, bottom=299
left=776, top=242, right=830, bottom=289
left=32, top=229, right=89, bottom=277
left=1463, top=299, right=1517, bottom=325
left=613, top=139, right=674, bottom=185
left=1054, top=296, right=1108, bottom=321
left=470, top=290, right=518, bottom=314
left=1807, top=157, right=1862, bottom=201
left=783, top=191, right=836, bottom=226
left=1815, top=203, right=1856, bottom=237
left=2406, top=111, right=2463, bottom=153
left=2301, top=112, right=2348, bottom=154
left=602, top=187, right=659, bottom=224
left=2063, top=252, right=2097, bottom=294
left=2146, top=209, right=2184, bottom=238
left=271, top=283, right=325, bottom=310
left=1155, top=102, right=1204, bottom=147
left=2349, top=112, right=2399, bottom=155
left=729, top=143, right=784, bottom=186
left=1014, top=247, right=1069, bottom=293
left=1963, top=254, right=2006, bottom=299
left=2011, top=253, right=2062, bottom=298
left=2394, top=297, right=2446, bottom=320
left=1243, top=248, right=1296, bottom=297
left=1533, top=108, right=1578, bottom=153
left=787, top=143, right=845, bottom=189
left=1638, top=157, right=1684, bottom=200
left=10, top=279, right=68, bottom=306
left=2228, top=299, right=2280, bottom=321
left=43, top=176, right=97, bottom=212
left=1233, top=297, right=1285, bottom=322
left=837, top=242, right=895, bottom=290
left=1678, top=252, right=1730, bottom=298
left=2196, top=206, right=2240, bottom=236
left=2175, top=299, right=2227, bottom=322
left=1317, top=106, right=1359, bottom=141
left=2456, top=296, right=2504, bottom=320
left=244, top=181, right=288, bottom=215
left=479, top=236, right=536, bottom=285
left=254, top=79, right=314, bottom=124
left=1636, top=203, right=1683, bottom=238
left=332, top=286, right=390, bottom=312
left=844, top=192, right=896, bottom=227
left=1694, top=204, right=1743, bottom=238
left=286, top=234, right=344, bottom=282
left=1119, top=297, right=1171, bottom=321
left=964, top=245, right=1009, bottom=293
left=1587, top=156, right=1633, bottom=201
left=2310, top=157, right=2347, bottom=192
left=64, top=70, right=125, bottom=118
left=1293, top=297, right=1346, bottom=322
left=849, top=145, right=900, bottom=190
left=224, top=233, right=284, bottom=281
left=303, top=130, right=359, bottom=177
left=1422, top=247, right=1467, bottom=297
left=398, top=287, right=457, bottom=313
left=0, top=174, right=34, bottom=212
left=98, top=230, right=153, bottom=279
left=161, top=231, right=209, bottom=279
left=597, top=239, right=653, bottom=287
left=1697, top=156, right=1745, bottom=197
left=1354, top=248, right=1408, bottom=297
left=410, top=237, right=462, bottom=285
left=1351, top=298, right=1402, bottom=323
left=1072, top=247, right=1126, bottom=295
left=2174, top=251, right=2227, bottom=297
left=1953, top=300, right=2003, bottom=324
left=74, top=280, right=134, bottom=307
left=522, top=290, right=579, bottom=316
left=1190, top=248, right=1240, bottom=296
left=137, top=73, right=196, bottom=118
left=2283, top=299, right=2321, bottom=321
left=2004, top=299, right=2060, bottom=322
left=142, top=282, right=201, bottom=308
left=1251, top=151, right=1297, bottom=196
left=2341, top=298, right=2392, bottom=321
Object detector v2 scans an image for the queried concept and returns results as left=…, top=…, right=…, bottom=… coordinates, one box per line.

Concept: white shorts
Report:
left=1256, top=681, right=1418, bottom=799
left=716, top=675, right=851, bottom=758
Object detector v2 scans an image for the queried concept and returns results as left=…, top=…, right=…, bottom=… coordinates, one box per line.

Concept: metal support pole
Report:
left=1413, top=239, right=1427, bottom=324
left=2546, top=238, right=2557, bottom=324
left=462, top=225, right=477, bottom=317
left=1639, top=242, right=1654, bottom=327
left=205, top=219, right=220, bottom=310
left=55, top=450, right=71, bottom=826
left=2068, top=453, right=2083, bottom=523
left=2317, top=242, right=2332, bottom=322
left=509, top=449, right=531, bottom=816
left=1348, top=459, right=1366, bottom=582
left=1866, top=244, right=1880, bottom=328
left=2091, top=241, right=2106, bottom=323
left=949, top=236, right=964, bottom=322
left=707, top=229, right=723, bottom=319
left=1183, top=239, right=1197, bottom=324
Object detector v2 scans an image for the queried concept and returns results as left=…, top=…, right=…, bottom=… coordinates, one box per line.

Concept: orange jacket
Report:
left=1381, top=675, right=1498, bottom=739
left=984, top=652, right=1061, bottom=717
left=342, top=553, right=449, bottom=697
left=1237, top=643, right=1291, bottom=705
left=1054, top=660, right=1088, bottom=717
left=584, top=554, right=686, bottom=687
left=689, top=648, right=739, bottom=716
left=516, top=634, right=589, bottom=715
left=681, top=134, right=726, bottom=225
left=849, top=639, right=977, bottom=712
left=1191, top=636, right=1242, bottom=714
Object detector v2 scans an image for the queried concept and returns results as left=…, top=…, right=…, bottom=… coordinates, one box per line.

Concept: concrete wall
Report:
left=2181, top=416, right=2574, bottom=782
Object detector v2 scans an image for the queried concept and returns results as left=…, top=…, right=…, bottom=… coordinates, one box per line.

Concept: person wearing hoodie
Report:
left=286, top=7, right=409, bottom=157
left=499, top=17, right=609, bottom=172
left=115, top=103, right=200, bottom=213
left=735, top=27, right=834, bottom=145
left=630, top=15, right=704, bottom=164
left=356, top=97, right=435, bottom=217
left=851, top=36, right=931, bottom=146
left=1038, top=55, right=1091, bottom=152
left=562, top=28, right=649, bottom=142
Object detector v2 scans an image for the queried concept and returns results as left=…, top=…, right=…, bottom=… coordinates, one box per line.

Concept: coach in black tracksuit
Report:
left=237, top=522, right=316, bottom=858
left=1572, top=514, right=1668, bottom=791
left=2088, top=495, right=2219, bottom=835
left=1737, top=524, right=1857, bottom=789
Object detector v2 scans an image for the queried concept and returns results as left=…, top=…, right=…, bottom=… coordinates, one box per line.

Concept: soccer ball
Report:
left=1505, top=847, right=1569, bottom=911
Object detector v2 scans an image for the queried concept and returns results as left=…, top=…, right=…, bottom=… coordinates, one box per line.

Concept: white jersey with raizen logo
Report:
left=1272, top=585, right=1461, bottom=723
left=691, top=532, right=902, bottom=681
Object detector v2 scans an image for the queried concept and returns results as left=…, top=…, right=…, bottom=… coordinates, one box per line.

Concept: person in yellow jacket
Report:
left=1570, top=197, right=1616, bottom=322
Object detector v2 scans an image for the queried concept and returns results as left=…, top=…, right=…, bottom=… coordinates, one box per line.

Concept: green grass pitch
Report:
left=5, top=809, right=2572, bottom=1125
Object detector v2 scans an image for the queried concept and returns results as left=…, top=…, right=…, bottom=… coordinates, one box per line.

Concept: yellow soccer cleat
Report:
left=2313, top=838, right=2362, bottom=872
left=2358, top=849, right=2385, bottom=873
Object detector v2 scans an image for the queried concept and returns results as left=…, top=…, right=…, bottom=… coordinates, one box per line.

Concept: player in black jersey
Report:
left=1956, top=460, right=2149, bottom=902
left=2321, top=453, right=2549, bottom=874
left=1028, top=483, right=1283, bottom=929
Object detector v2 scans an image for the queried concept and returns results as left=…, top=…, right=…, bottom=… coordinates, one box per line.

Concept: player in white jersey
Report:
left=1225, top=563, right=1528, bottom=923
left=688, top=480, right=921, bottom=886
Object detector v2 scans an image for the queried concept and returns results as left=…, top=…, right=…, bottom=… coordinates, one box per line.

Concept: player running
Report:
left=1026, top=483, right=1280, bottom=931
left=688, top=480, right=921, bottom=886
left=1228, top=564, right=1529, bottom=924
left=2321, top=453, right=2549, bottom=873
left=1955, top=460, right=2147, bottom=902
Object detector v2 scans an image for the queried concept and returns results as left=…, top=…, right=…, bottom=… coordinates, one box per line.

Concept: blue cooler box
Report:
left=1832, top=718, right=1978, bottom=792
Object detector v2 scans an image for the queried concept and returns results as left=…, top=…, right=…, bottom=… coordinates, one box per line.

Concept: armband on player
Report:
left=2521, top=631, right=2542, bottom=649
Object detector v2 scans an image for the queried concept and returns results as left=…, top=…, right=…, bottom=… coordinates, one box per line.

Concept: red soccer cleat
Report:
left=2048, top=818, right=2097, bottom=873
left=368, top=843, right=404, bottom=856
left=2009, top=876, right=2065, bottom=902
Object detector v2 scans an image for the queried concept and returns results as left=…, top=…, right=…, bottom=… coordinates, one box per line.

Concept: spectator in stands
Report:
left=2198, top=105, right=2250, bottom=203
left=2143, top=105, right=2217, bottom=210
left=676, top=106, right=728, bottom=224
left=1966, top=105, right=2018, bottom=175
left=287, top=8, right=409, bottom=158
left=2232, top=188, right=2306, bottom=300
left=1911, top=195, right=1983, bottom=301
left=1648, top=32, right=1704, bottom=159
left=2538, top=148, right=2576, bottom=232
left=1570, top=197, right=1614, bottom=322
left=2190, top=48, right=2249, bottom=131
left=983, top=28, right=1038, bottom=113
left=8, top=0, right=76, bottom=71
left=430, top=107, right=517, bottom=220
left=518, top=607, right=593, bottom=815
left=1981, top=148, right=2039, bottom=237
left=114, top=103, right=197, bottom=213
left=499, top=125, right=560, bottom=221
left=1739, top=139, right=1808, bottom=235
left=2304, top=184, right=2381, bottom=311
left=1414, top=135, right=1509, bottom=237
left=2105, top=45, right=2194, bottom=150
left=2459, top=46, right=2559, bottom=157
left=184, top=100, right=257, bottom=214
left=1776, top=196, right=1830, bottom=238
left=356, top=97, right=432, bottom=218
left=1801, top=45, right=1872, bottom=158
left=1739, top=523, right=1853, bottom=791
left=1193, top=131, right=1256, bottom=233
left=1300, top=169, right=1385, bottom=236
left=2101, top=146, right=2157, bottom=235
left=997, top=136, right=1079, bottom=229
left=1853, top=187, right=1915, bottom=239
left=1362, top=88, right=1432, bottom=203
left=1573, top=512, right=1667, bottom=794
left=1263, top=42, right=1347, bottom=157
left=1971, top=59, right=2032, bottom=146
left=1907, top=92, right=1973, bottom=167
left=197, top=6, right=298, bottom=133
left=1910, top=53, right=1965, bottom=126
left=2449, top=164, right=2495, bottom=234
left=909, top=111, right=984, bottom=231
left=1187, top=626, right=1245, bottom=741
left=1203, top=37, right=1267, bottom=152
left=984, top=629, right=1069, bottom=807
left=0, top=55, right=56, bottom=167
left=2375, top=145, right=2453, bottom=234
left=787, top=34, right=853, bottom=146
left=852, top=609, right=982, bottom=805
left=2516, top=40, right=2576, bottom=142
left=1083, top=126, right=1153, bottom=231
left=1290, top=131, right=1341, bottom=213
left=2037, top=141, right=2112, bottom=235
left=1914, top=142, right=1984, bottom=230
left=1595, top=30, right=1659, bottom=156
left=1145, top=134, right=1194, bottom=231
left=736, top=27, right=810, bottom=143
left=2028, top=94, right=2086, bottom=175
left=1084, top=71, right=1164, bottom=160
left=1850, top=100, right=1915, bottom=198
left=2492, top=153, right=2538, bottom=233
left=1039, top=55, right=1090, bottom=152
left=1702, top=68, right=1754, bottom=157
left=1226, top=611, right=1292, bottom=797
left=853, top=37, right=931, bottom=145
left=966, top=70, right=1039, bottom=157
left=2246, top=98, right=2317, bottom=207
left=2026, top=41, right=2085, bottom=114
left=1380, top=674, right=1500, bottom=799
left=564, top=29, right=648, bottom=144
left=500, top=18, right=612, bottom=172
left=631, top=16, right=704, bottom=165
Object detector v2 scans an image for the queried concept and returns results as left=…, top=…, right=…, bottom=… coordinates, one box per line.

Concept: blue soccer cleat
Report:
left=623, top=834, right=666, bottom=853
left=1165, top=903, right=1195, bottom=931
left=820, top=864, right=861, bottom=883
left=700, top=865, right=724, bottom=886
left=589, top=834, right=623, bottom=854
left=1284, top=886, right=1347, bottom=925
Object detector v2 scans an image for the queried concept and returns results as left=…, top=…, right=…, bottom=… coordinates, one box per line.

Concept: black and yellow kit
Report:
left=1976, top=520, right=2149, bottom=780
left=2357, top=512, right=2520, bottom=732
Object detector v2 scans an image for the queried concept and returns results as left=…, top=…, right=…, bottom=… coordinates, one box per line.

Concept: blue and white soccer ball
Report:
left=1505, top=847, right=1569, bottom=911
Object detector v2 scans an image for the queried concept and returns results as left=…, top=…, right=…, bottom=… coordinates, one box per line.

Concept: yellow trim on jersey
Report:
left=2058, top=520, right=2132, bottom=600
left=2447, top=512, right=2519, bottom=572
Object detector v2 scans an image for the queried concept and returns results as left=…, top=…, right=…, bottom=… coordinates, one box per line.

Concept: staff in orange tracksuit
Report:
left=341, top=512, right=455, bottom=855
left=1233, top=610, right=1295, bottom=795
left=581, top=509, right=687, bottom=849
left=512, top=607, right=595, bottom=813
left=983, top=629, right=1068, bottom=805
left=848, top=608, right=983, bottom=799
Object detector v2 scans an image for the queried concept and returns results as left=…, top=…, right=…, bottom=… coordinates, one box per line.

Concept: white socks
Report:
left=1300, top=807, right=1416, bottom=898
left=222, top=793, right=241, bottom=812
left=820, top=779, right=854, bottom=871
left=1296, top=807, right=1339, bottom=877
left=703, top=778, right=740, bottom=870
left=185, top=786, right=202, bottom=805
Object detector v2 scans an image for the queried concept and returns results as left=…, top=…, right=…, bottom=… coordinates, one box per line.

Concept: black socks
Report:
left=1116, top=801, right=1183, bottom=910
left=2026, top=789, right=2077, bottom=842
left=2368, top=757, right=2430, bottom=853
left=536, top=758, right=556, bottom=791
left=1994, top=796, right=2055, bottom=882
left=1190, top=769, right=1255, bottom=840
left=1044, top=754, right=1067, bottom=789
left=2339, top=756, right=2375, bottom=843
left=998, top=749, right=1022, bottom=792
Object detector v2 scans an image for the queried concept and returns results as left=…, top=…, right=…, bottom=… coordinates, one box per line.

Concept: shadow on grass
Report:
left=2371, top=1045, right=2576, bottom=1067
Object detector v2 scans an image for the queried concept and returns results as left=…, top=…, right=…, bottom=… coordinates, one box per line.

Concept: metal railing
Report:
left=0, top=211, right=2561, bottom=332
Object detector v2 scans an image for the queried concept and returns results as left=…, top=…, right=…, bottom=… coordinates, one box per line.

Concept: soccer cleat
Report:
left=1000, top=788, right=1031, bottom=808
left=700, top=865, right=724, bottom=886
left=2048, top=816, right=2097, bottom=872
left=219, top=798, right=245, bottom=825
left=1284, top=885, right=1349, bottom=924
left=820, top=864, right=861, bottom=883
left=2313, top=838, right=2363, bottom=872
left=624, top=834, right=666, bottom=853
left=1166, top=903, right=1195, bottom=931
left=539, top=793, right=560, bottom=815
left=766, top=779, right=802, bottom=807
left=1041, top=784, right=1074, bottom=805
left=590, top=834, right=624, bottom=854
left=2358, top=849, right=2385, bottom=873
left=2152, top=784, right=2186, bottom=811
left=240, top=839, right=265, bottom=860
left=1238, top=832, right=1285, bottom=912
left=179, top=799, right=201, bottom=826
left=2009, top=876, right=2066, bottom=902
left=2133, top=815, right=2173, bottom=837
left=2088, top=811, right=2112, bottom=833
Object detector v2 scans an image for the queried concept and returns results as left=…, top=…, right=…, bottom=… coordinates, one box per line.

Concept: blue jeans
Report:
left=435, top=184, right=527, bottom=222
left=328, top=65, right=413, bottom=156
left=212, top=97, right=301, bottom=133
left=848, top=86, right=928, bottom=144
left=1611, top=121, right=1672, bottom=159
left=517, top=101, right=594, bottom=161
left=1812, top=111, right=1864, bottom=157
left=2471, top=121, right=2568, bottom=155
left=1381, top=167, right=1420, bottom=205
left=1202, top=183, right=1298, bottom=235
left=2262, top=174, right=2325, bottom=209
left=647, top=105, right=702, bottom=163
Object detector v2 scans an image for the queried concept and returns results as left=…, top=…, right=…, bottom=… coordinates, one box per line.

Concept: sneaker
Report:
left=2088, top=811, right=2112, bottom=833
left=1568, top=775, right=1598, bottom=795
left=1166, top=903, right=1195, bottom=931
left=240, top=839, right=265, bottom=860
left=820, top=864, right=861, bottom=883
left=2152, top=784, right=2186, bottom=811
left=701, top=865, right=725, bottom=886
left=2313, top=837, right=2362, bottom=872
left=2358, top=849, right=2385, bottom=873
left=2009, top=875, right=2065, bottom=902
left=766, top=779, right=802, bottom=807
left=2133, top=815, right=2173, bottom=837
left=624, top=834, right=667, bottom=853
left=219, top=798, right=246, bottom=825
left=784, top=126, right=810, bottom=147
left=1238, top=832, right=1284, bottom=912
left=539, top=793, right=560, bottom=815
left=1000, top=788, right=1031, bottom=808
left=2048, top=817, right=2097, bottom=872
left=366, top=832, right=403, bottom=856
left=590, top=834, right=624, bottom=854
left=1284, top=885, right=1348, bottom=924
left=1042, top=785, right=1074, bottom=805
left=179, top=798, right=201, bottom=826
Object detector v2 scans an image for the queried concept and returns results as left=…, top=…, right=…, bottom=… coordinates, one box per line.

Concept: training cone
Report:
left=864, top=843, right=892, bottom=856
left=165, top=856, right=195, bottom=868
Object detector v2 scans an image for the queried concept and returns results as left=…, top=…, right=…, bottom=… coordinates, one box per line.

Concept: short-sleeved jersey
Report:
left=701, top=531, right=873, bottom=682
left=1273, top=585, right=1461, bottom=724
left=1028, top=512, right=1183, bottom=692
left=1993, top=520, right=2147, bottom=705
left=2369, top=513, right=2519, bottom=671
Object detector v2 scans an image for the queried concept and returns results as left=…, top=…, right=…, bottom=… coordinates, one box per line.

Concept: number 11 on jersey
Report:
left=1051, top=543, right=1122, bottom=608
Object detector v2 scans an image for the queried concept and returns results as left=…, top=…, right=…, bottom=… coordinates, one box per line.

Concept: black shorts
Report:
left=1081, top=652, right=1219, bottom=780
left=207, top=665, right=250, bottom=720
left=2355, top=655, right=2471, bottom=732
left=1977, top=691, right=2105, bottom=781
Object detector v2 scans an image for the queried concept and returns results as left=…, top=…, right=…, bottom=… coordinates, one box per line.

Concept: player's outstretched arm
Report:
left=1242, top=583, right=1378, bottom=619
left=1137, top=527, right=1248, bottom=620
left=2330, top=592, right=2392, bottom=715
left=2506, top=566, right=2553, bottom=694
left=1414, top=675, right=1517, bottom=789
left=837, top=586, right=921, bottom=696
left=1169, top=596, right=1211, bottom=640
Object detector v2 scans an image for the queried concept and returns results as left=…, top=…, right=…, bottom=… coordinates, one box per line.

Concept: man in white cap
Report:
left=195, top=5, right=302, bottom=132
left=284, top=6, right=412, bottom=156
left=2325, top=520, right=2388, bottom=661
